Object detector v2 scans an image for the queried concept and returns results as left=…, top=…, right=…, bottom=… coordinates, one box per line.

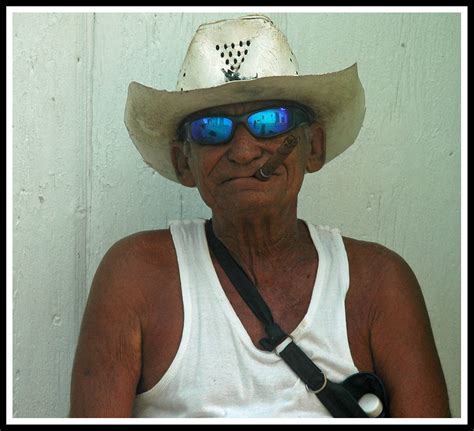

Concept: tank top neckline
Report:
left=198, top=218, right=328, bottom=357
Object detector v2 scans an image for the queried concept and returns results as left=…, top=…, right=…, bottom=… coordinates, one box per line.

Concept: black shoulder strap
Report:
left=204, top=219, right=380, bottom=418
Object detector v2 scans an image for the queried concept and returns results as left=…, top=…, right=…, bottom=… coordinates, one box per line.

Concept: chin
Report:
left=218, top=192, right=285, bottom=214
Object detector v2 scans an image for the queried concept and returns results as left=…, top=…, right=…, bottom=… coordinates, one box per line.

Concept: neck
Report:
left=210, top=205, right=304, bottom=283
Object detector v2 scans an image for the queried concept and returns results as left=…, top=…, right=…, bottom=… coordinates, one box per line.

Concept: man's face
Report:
left=173, top=100, right=325, bottom=216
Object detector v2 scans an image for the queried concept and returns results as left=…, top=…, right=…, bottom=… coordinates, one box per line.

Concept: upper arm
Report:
left=69, top=236, right=146, bottom=418
left=369, top=248, right=451, bottom=417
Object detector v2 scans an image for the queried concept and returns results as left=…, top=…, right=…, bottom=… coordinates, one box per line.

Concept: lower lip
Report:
left=226, top=176, right=274, bottom=184
left=225, top=177, right=280, bottom=193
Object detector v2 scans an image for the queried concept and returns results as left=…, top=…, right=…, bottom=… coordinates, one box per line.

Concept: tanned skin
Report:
left=69, top=100, right=451, bottom=418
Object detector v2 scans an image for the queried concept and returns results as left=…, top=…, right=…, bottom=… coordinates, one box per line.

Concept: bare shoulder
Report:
left=340, top=236, right=415, bottom=372
left=341, top=236, right=416, bottom=309
left=342, top=236, right=451, bottom=417
left=69, top=228, right=179, bottom=417
left=101, top=228, right=176, bottom=275
left=342, top=235, right=414, bottom=282
left=341, top=235, right=427, bottom=322
left=88, top=229, right=176, bottom=310
left=99, top=227, right=181, bottom=313
left=341, top=235, right=428, bottom=353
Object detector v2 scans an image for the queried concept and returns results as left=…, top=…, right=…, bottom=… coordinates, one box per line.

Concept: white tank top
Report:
left=132, top=218, right=360, bottom=418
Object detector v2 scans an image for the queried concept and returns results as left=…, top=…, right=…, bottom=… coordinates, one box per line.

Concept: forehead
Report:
left=185, top=99, right=293, bottom=119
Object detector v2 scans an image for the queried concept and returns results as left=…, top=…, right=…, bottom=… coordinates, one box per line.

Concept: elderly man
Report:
left=69, top=15, right=450, bottom=418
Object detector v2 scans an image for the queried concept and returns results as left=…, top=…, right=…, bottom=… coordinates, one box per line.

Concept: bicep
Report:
left=369, top=253, right=451, bottom=417
left=69, top=246, right=143, bottom=418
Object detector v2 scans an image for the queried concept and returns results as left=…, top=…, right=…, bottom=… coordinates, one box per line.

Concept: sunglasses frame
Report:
left=178, top=104, right=314, bottom=146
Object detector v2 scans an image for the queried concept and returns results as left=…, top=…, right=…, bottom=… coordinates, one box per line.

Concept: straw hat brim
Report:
left=124, top=63, right=365, bottom=182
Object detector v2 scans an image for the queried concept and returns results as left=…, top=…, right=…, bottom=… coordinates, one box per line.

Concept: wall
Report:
left=12, top=11, right=462, bottom=418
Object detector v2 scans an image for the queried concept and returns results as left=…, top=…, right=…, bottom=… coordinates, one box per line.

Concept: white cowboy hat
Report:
left=124, top=14, right=365, bottom=183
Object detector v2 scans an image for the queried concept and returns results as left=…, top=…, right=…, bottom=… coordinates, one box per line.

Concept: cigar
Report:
left=254, top=135, right=298, bottom=181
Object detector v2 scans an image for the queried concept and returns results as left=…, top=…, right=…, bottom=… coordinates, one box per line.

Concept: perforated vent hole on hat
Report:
left=217, top=40, right=253, bottom=74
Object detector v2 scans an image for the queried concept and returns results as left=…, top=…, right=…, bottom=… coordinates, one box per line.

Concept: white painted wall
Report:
left=12, top=11, right=461, bottom=418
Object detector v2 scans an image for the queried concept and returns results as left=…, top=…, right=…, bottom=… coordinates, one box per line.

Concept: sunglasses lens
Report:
left=190, top=117, right=233, bottom=145
left=247, top=108, right=293, bottom=138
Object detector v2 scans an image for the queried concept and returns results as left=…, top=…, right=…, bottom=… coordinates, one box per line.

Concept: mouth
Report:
left=223, top=173, right=279, bottom=184
left=223, top=176, right=260, bottom=184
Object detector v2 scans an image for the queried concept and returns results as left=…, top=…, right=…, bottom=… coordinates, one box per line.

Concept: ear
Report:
left=170, top=141, right=197, bottom=187
left=305, top=123, right=326, bottom=173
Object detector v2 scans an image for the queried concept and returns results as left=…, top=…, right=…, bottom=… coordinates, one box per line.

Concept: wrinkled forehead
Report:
left=182, top=99, right=310, bottom=122
left=199, top=99, right=287, bottom=115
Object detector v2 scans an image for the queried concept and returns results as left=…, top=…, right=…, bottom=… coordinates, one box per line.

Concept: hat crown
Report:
left=176, top=15, right=300, bottom=91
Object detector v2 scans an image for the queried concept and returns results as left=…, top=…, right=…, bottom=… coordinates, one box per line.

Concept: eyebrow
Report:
left=193, top=100, right=289, bottom=117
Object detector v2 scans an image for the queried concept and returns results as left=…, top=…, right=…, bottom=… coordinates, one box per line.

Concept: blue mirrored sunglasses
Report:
left=180, top=106, right=312, bottom=146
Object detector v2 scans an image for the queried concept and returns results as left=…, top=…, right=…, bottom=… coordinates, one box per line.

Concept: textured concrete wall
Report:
left=12, top=13, right=95, bottom=418
left=12, top=12, right=461, bottom=418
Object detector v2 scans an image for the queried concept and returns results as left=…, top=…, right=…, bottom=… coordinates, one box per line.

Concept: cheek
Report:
left=187, top=148, right=222, bottom=190
left=188, top=156, right=204, bottom=179
left=292, top=137, right=312, bottom=174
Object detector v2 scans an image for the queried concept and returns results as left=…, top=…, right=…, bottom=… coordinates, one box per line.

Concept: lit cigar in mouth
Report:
left=254, top=135, right=298, bottom=181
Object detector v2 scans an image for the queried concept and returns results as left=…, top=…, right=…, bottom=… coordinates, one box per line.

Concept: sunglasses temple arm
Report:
left=254, top=135, right=298, bottom=181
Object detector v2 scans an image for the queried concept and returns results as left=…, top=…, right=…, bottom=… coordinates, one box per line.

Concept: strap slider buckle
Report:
left=273, top=335, right=294, bottom=356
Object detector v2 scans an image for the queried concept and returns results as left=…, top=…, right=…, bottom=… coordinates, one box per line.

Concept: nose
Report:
left=226, top=124, right=263, bottom=165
